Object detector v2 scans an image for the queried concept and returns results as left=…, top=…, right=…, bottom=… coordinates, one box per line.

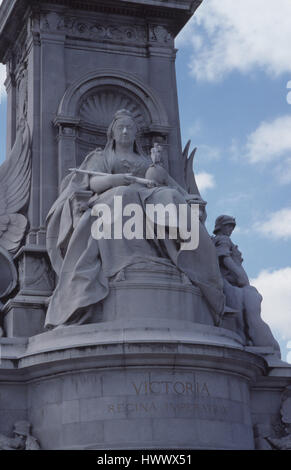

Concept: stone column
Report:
left=54, top=118, right=80, bottom=187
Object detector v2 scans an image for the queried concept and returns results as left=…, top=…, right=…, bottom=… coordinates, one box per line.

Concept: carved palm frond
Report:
left=182, top=139, right=200, bottom=195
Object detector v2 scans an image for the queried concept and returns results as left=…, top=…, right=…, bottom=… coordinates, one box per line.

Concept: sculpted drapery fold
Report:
left=45, top=109, right=225, bottom=328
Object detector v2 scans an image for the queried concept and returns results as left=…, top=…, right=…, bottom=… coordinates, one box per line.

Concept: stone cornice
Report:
left=0, top=0, right=203, bottom=62
left=0, top=321, right=267, bottom=381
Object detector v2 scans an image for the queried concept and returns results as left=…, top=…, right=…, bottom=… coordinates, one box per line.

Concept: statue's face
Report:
left=113, top=117, right=137, bottom=146
left=221, top=223, right=235, bottom=236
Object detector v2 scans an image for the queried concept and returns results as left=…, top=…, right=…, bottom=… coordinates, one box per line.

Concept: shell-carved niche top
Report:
left=78, top=89, right=149, bottom=130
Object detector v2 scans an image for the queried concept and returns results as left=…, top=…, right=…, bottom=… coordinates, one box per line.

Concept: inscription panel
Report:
left=97, top=371, right=250, bottom=424
left=27, top=368, right=254, bottom=449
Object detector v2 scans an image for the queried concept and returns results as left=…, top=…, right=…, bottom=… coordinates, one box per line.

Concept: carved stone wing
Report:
left=0, top=122, right=31, bottom=254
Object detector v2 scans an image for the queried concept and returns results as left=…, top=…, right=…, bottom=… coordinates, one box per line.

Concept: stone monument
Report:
left=0, top=0, right=290, bottom=450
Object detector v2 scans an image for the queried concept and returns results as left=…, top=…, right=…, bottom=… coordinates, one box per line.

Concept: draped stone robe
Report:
left=45, top=148, right=225, bottom=327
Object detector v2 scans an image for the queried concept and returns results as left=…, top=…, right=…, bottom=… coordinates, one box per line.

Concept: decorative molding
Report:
left=0, top=0, right=202, bottom=61
left=58, top=16, right=148, bottom=44
left=35, top=12, right=174, bottom=46
left=149, top=24, right=173, bottom=43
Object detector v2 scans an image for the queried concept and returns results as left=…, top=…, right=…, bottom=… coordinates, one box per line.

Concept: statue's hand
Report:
left=147, top=180, right=158, bottom=188
left=111, top=173, right=135, bottom=187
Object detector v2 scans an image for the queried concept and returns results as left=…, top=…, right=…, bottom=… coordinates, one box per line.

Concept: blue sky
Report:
left=0, top=0, right=290, bottom=362
left=175, top=0, right=291, bottom=362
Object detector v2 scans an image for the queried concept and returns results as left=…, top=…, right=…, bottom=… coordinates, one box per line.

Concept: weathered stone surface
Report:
left=0, top=325, right=264, bottom=449
left=3, top=296, right=46, bottom=337
left=0, top=321, right=290, bottom=449
left=0, top=0, right=290, bottom=452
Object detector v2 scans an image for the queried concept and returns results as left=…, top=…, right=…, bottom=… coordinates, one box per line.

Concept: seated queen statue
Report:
left=45, top=109, right=225, bottom=328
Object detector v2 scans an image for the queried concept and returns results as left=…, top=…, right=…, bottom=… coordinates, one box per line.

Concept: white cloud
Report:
left=217, top=193, right=250, bottom=209
left=0, top=64, right=6, bottom=102
left=287, top=81, right=291, bottom=105
left=177, top=0, right=291, bottom=81
left=198, top=144, right=221, bottom=161
left=196, top=171, right=215, bottom=192
left=254, top=208, right=291, bottom=240
left=245, top=115, right=291, bottom=164
left=276, top=157, right=291, bottom=185
left=184, top=143, right=221, bottom=162
left=251, top=268, right=291, bottom=342
left=186, top=119, right=202, bottom=139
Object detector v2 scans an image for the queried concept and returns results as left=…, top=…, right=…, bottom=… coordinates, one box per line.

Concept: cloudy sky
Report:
left=0, top=0, right=290, bottom=362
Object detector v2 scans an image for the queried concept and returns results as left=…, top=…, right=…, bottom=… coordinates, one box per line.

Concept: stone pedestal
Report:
left=103, top=262, right=215, bottom=326
left=0, top=322, right=262, bottom=449
left=15, top=246, right=55, bottom=297
left=3, top=296, right=47, bottom=338
left=1, top=320, right=290, bottom=449
left=1, top=246, right=53, bottom=338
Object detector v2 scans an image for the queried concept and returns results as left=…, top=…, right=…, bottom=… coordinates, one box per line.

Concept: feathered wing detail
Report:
left=0, top=213, right=28, bottom=253
left=182, top=140, right=200, bottom=195
left=0, top=122, right=31, bottom=254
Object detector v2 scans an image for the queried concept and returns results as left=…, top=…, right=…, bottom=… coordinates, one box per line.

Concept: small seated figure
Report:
left=145, top=143, right=169, bottom=186
left=212, top=215, right=280, bottom=354
left=256, top=387, right=291, bottom=450
left=268, top=388, right=291, bottom=449
left=0, top=421, right=40, bottom=450
left=146, top=142, right=207, bottom=222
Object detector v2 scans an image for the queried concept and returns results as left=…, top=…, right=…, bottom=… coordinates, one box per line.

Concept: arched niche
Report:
left=54, top=70, right=170, bottom=184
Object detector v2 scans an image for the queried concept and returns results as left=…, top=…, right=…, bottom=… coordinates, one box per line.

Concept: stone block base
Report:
left=0, top=322, right=278, bottom=450
left=103, top=261, right=215, bottom=326
left=3, top=296, right=47, bottom=337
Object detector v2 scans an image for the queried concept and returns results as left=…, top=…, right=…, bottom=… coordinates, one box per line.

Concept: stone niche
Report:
left=55, top=70, right=171, bottom=184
